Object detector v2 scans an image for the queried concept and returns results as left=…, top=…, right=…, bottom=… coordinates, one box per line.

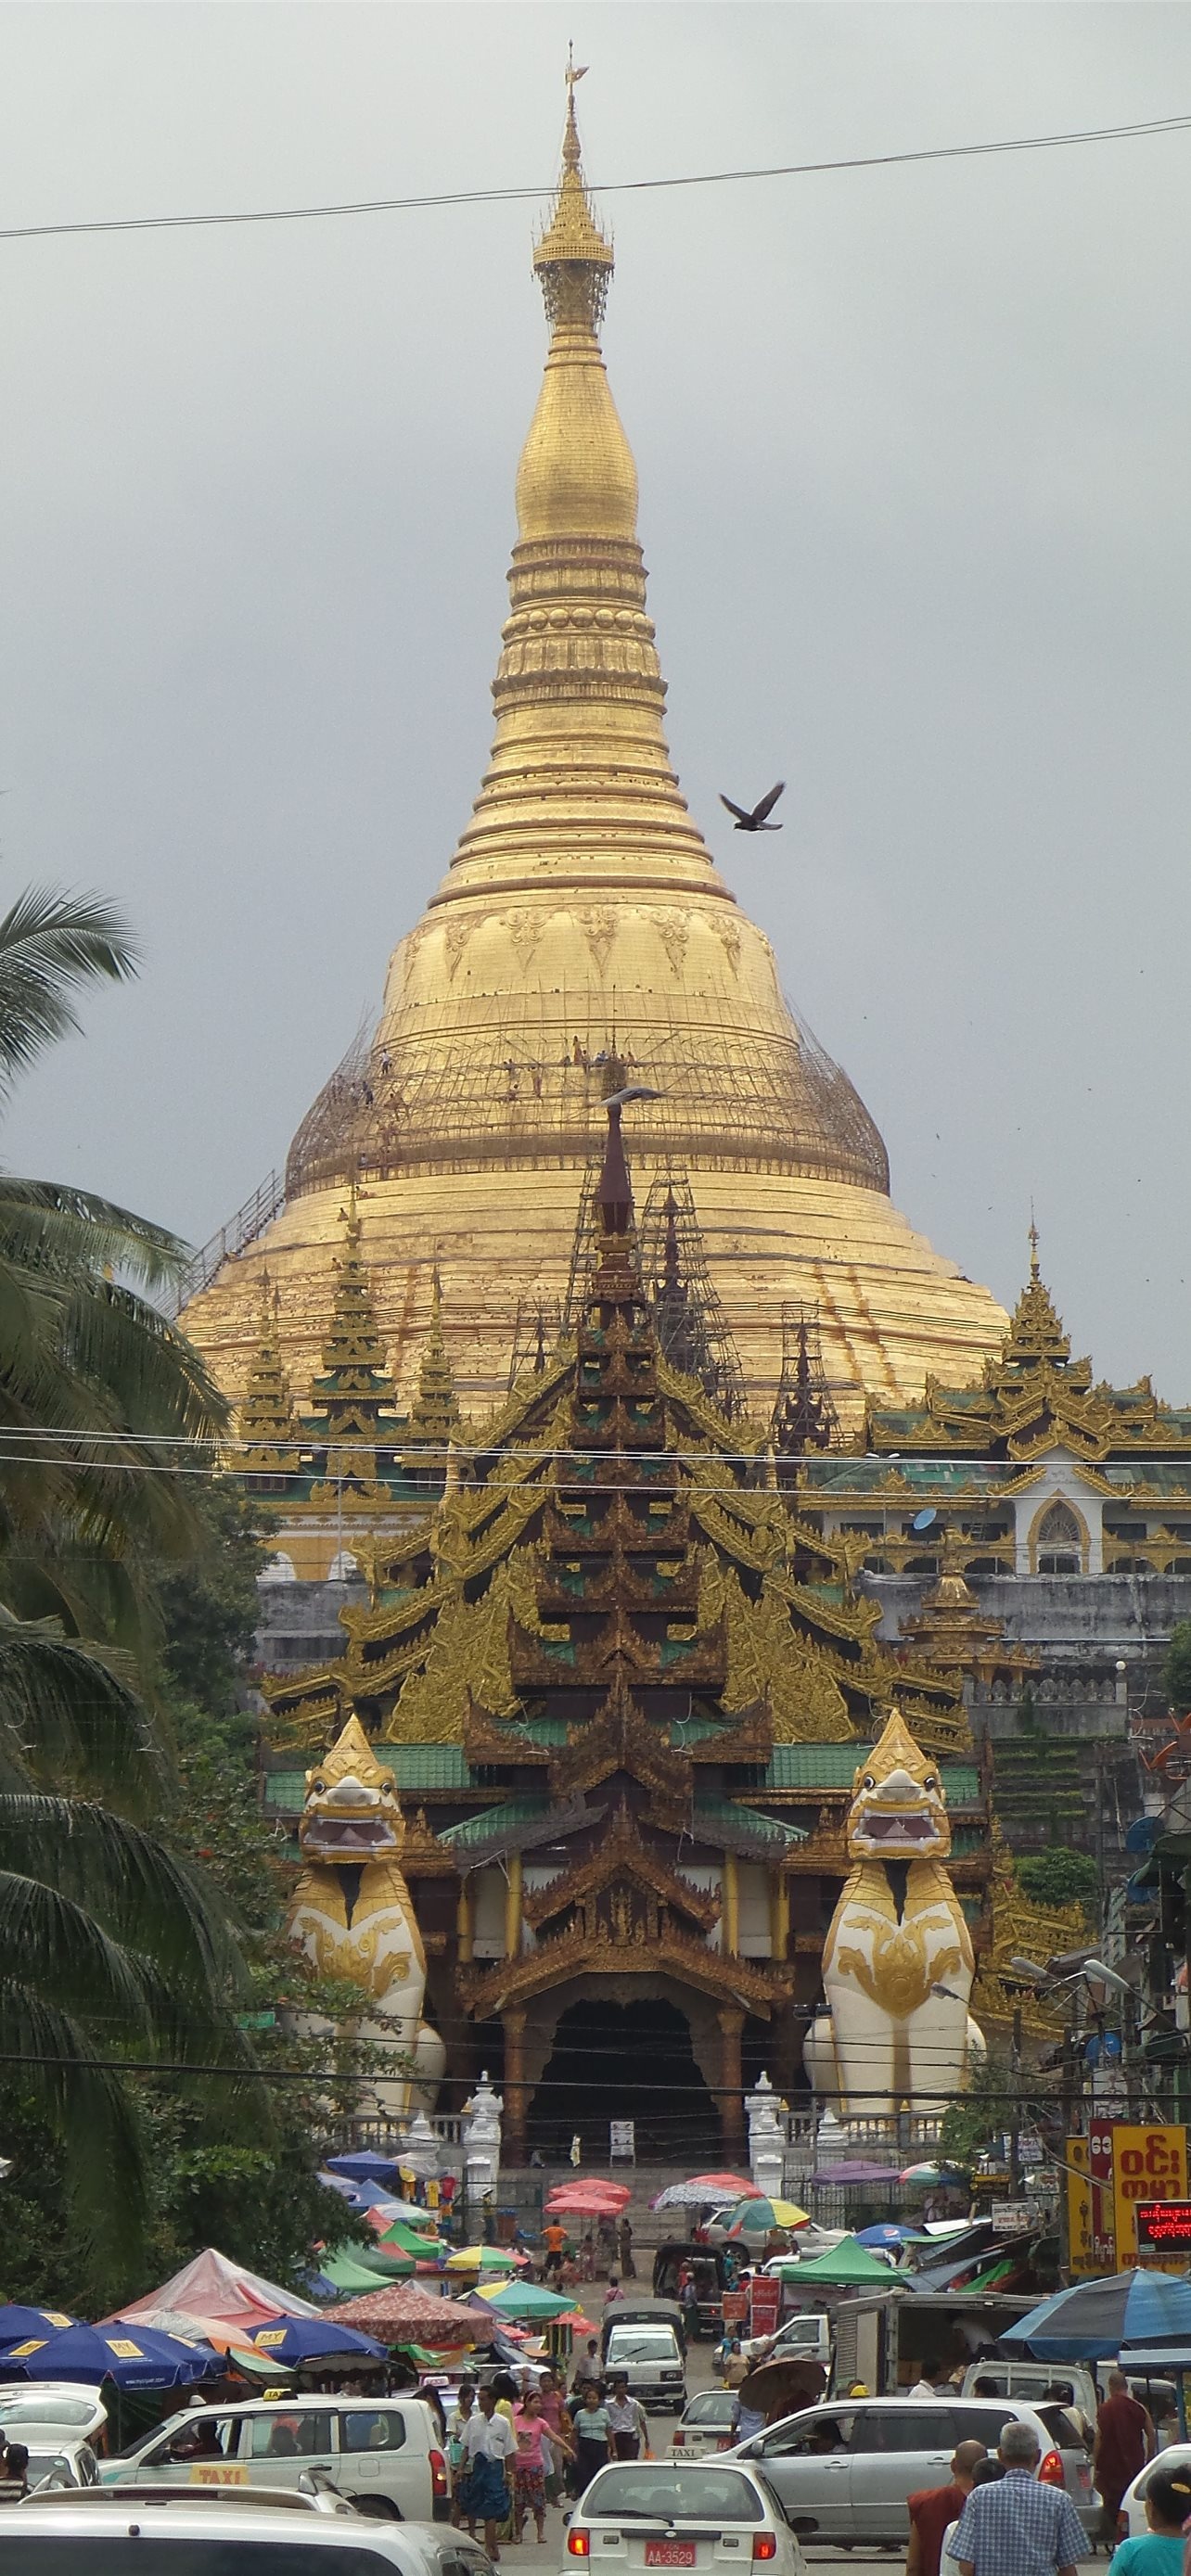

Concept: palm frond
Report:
left=0, top=1618, right=162, bottom=1803
left=0, top=890, right=138, bottom=1095
left=0, top=1794, right=247, bottom=1997
left=0, top=1984, right=147, bottom=2263
left=0, top=1180, right=189, bottom=1293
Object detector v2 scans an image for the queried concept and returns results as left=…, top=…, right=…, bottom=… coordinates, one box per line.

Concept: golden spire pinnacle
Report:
left=237, top=1269, right=301, bottom=1480
left=1001, top=1222, right=1070, bottom=1374
left=532, top=53, right=614, bottom=337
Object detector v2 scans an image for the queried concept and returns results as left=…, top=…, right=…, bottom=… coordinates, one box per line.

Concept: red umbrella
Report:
left=545, top=2183, right=631, bottom=2215
left=325, top=2286, right=499, bottom=2345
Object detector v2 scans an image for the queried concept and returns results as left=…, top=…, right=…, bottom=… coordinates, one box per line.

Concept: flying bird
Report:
left=719, top=782, right=785, bottom=832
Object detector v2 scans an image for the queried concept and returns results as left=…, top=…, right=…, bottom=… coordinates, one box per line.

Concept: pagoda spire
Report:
left=999, top=1222, right=1072, bottom=1375
left=404, top=1268, right=463, bottom=1464
left=305, top=1192, right=399, bottom=1486
left=237, top=1272, right=302, bottom=1485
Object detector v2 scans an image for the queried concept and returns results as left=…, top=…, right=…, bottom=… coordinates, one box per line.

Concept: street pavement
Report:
left=486, top=2333, right=1098, bottom=2576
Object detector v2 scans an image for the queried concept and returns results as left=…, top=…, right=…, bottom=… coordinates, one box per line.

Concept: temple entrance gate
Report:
left=524, top=1996, right=719, bottom=2161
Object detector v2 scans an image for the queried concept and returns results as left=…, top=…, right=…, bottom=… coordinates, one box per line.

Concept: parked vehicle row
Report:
left=97, top=2395, right=449, bottom=2522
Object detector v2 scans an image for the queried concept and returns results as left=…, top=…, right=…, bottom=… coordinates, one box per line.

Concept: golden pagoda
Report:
left=181, top=73, right=1006, bottom=1433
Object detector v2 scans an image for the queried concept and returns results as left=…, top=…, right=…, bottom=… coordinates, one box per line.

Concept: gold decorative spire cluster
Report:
left=1000, top=1223, right=1072, bottom=1374
left=531, top=57, right=614, bottom=334
left=307, top=1196, right=399, bottom=1482
left=237, top=1273, right=301, bottom=1478
left=404, top=1269, right=462, bottom=1456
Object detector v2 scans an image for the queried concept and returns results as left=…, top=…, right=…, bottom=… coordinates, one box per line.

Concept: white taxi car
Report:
left=669, top=2394, right=737, bottom=2459
left=0, top=2490, right=494, bottom=2576
left=99, top=2393, right=448, bottom=2520
left=562, top=2459, right=807, bottom=2576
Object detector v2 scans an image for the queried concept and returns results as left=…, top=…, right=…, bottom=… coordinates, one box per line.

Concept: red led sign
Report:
left=1135, top=2201, right=1191, bottom=2251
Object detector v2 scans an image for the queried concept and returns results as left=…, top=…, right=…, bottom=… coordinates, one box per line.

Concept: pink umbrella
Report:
left=650, top=2173, right=761, bottom=2210
left=545, top=2183, right=631, bottom=2215
left=324, top=2285, right=500, bottom=2345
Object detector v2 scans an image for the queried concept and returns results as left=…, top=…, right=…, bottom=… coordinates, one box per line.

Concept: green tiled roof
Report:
left=439, top=1797, right=546, bottom=1851
left=799, top=1460, right=1015, bottom=1495
left=760, top=1747, right=980, bottom=1803
left=263, top=1743, right=473, bottom=1814
left=693, top=1795, right=805, bottom=1849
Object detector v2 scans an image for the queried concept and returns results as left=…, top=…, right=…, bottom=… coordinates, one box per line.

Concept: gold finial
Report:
left=1029, top=1212, right=1039, bottom=1279
left=533, top=54, right=612, bottom=334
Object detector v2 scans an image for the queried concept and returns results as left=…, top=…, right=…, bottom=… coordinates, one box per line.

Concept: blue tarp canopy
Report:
left=1002, top=2269, right=1191, bottom=2360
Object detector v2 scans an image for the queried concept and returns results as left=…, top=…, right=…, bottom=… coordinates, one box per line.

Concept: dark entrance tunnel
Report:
left=527, top=1997, right=719, bottom=2159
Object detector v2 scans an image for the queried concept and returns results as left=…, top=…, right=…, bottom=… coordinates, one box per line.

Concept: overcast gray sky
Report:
left=3, top=3, right=1189, bottom=1397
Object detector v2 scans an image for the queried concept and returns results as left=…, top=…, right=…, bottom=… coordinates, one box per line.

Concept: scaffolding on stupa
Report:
left=506, top=1294, right=566, bottom=1391
left=638, top=1170, right=748, bottom=1421
left=771, top=1301, right=844, bottom=1480
left=280, top=984, right=890, bottom=1205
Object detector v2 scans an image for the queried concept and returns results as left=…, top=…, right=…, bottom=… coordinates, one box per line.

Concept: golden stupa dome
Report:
left=180, top=76, right=1006, bottom=1434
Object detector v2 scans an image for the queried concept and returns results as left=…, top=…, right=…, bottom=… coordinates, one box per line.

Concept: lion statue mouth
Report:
left=851, top=1806, right=942, bottom=1854
left=300, top=1761, right=402, bottom=1863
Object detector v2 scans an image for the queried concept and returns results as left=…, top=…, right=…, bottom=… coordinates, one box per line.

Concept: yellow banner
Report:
left=1112, top=2124, right=1189, bottom=2266
left=1066, top=2136, right=1098, bottom=2276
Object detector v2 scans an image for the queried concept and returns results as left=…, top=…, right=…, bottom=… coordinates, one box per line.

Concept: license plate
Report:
left=645, top=2546, right=696, bottom=2566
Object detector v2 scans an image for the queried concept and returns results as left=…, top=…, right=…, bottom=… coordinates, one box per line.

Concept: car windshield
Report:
left=584, top=2469, right=763, bottom=2523
left=25, top=2457, right=73, bottom=2484
left=684, top=2396, right=736, bottom=2425
left=0, top=2398, right=93, bottom=2428
left=607, top=2334, right=677, bottom=2363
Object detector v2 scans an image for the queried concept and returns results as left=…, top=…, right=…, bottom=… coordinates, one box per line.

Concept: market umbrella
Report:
left=775, top=2238, right=901, bottom=2288
left=723, top=2197, right=810, bottom=2235
left=854, top=2224, right=928, bottom=2250
left=249, top=2316, right=387, bottom=2366
left=1001, top=2269, right=1191, bottom=2361
left=109, top=2306, right=262, bottom=2365
left=737, top=2355, right=827, bottom=2417
left=1, top=2322, right=223, bottom=2391
left=445, top=2246, right=525, bottom=2273
left=899, top=2162, right=969, bottom=2187
left=477, top=2279, right=577, bottom=2320
left=545, top=2182, right=631, bottom=2213
left=377, top=2218, right=446, bottom=2259
left=324, top=2286, right=499, bottom=2344
left=0, top=2306, right=80, bottom=2342
left=116, top=2249, right=321, bottom=2332
left=315, top=2250, right=414, bottom=2296
left=325, top=2153, right=403, bottom=2187
left=650, top=2174, right=759, bottom=2210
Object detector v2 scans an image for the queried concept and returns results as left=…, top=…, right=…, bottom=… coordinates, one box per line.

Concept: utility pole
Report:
left=1010, top=2003, right=1023, bottom=2200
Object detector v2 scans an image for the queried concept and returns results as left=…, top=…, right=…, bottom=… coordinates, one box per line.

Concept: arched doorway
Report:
left=527, top=1997, right=719, bottom=2160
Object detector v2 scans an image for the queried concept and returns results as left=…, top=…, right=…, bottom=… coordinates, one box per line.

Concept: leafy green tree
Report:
left=1163, top=1621, right=1191, bottom=1715
left=1016, top=1847, right=1099, bottom=1914
left=0, top=890, right=247, bottom=2269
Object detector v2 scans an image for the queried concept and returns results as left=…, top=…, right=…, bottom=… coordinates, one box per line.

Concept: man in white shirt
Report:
left=460, top=2387, right=518, bottom=2560
left=910, top=2359, right=943, bottom=2398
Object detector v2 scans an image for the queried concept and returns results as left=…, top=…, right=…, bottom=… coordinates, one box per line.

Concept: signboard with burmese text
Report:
left=1112, top=2124, right=1189, bottom=2267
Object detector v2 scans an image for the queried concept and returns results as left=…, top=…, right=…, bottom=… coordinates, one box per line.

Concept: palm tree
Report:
left=0, top=890, right=249, bottom=2260
left=0, top=888, right=226, bottom=1653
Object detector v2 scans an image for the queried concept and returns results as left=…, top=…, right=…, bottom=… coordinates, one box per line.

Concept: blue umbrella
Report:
left=249, top=2316, right=386, bottom=2366
left=1002, top=2268, right=1191, bottom=2361
left=0, top=2305, right=80, bottom=2342
left=854, top=2223, right=928, bottom=2250
left=0, top=2321, right=222, bottom=2391
left=325, top=2153, right=403, bottom=2187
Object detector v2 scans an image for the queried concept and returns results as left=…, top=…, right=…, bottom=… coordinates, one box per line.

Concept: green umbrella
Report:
left=478, top=2279, right=576, bottom=2320
left=775, top=2238, right=897, bottom=2287
left=322, top=2248, right=415, bottom=2293
left=378, top=2219, right=445, bottom=2259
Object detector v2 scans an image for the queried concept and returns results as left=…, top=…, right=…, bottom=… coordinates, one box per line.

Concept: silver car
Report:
left=0, top=2492, right=496, bottom=2576
left=670, top=2392, right=737, bottom=2459
left=725, top=2393, right=1095, bottom=2545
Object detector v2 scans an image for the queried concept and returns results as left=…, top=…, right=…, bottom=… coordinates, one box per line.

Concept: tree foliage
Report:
left=1163, top=1621, right=1191, bottom=1717
left=1015, top=1846, right=1099, bottom=1914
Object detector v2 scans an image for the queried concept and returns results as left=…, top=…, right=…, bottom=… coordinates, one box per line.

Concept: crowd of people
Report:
left=443, top=2356, right=652, bottom=2562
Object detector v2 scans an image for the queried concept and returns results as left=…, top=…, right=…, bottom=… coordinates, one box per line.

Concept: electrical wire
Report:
left=1, top=109, right=1189, bottom=245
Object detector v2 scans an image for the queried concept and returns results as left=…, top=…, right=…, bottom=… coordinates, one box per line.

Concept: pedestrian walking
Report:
left=511, top=2387, right=550, bottom=2544
left=458, top=2385, right=518, bottom=2562
left=617, top=2214, right=636, bottom=2280
left=446, top=2380, right=477, bottom=2527
left=905, top=2440, right=986, bottom=2576
left=1094, top=2372, right=1156, bottom=2550
left=950, top=2421, right=1085, bottom=2576
left=606, top=2372, right=648, bottom=2461
left=1106, top=2460, right=1191, bottom=2574
left=571, top=2380, right=614, bottom=2494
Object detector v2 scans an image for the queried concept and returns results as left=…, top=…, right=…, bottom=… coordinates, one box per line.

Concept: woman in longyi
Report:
left=805, top=1710, right=982, bottom=2124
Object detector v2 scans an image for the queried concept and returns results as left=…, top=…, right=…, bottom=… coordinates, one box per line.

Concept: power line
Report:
left=1, top=109, right=1189, bottom=246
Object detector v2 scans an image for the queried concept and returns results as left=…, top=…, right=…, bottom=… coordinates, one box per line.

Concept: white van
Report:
left=99, top=2394, right=448, bottom=2520
left=602, top=2321, right=686, bottom=2413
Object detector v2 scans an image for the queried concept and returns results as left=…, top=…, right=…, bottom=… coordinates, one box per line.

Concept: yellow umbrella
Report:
left=445, top=2245, right=523, bottom=2273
